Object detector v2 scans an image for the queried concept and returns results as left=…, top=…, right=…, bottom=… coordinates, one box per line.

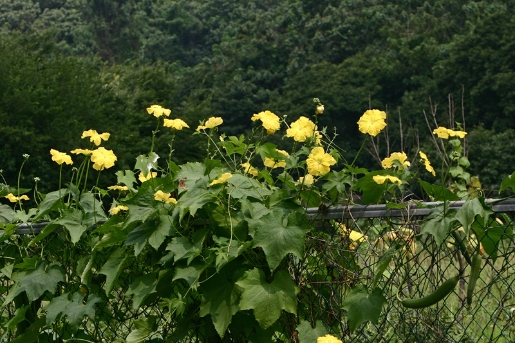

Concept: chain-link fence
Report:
left=2, top=199, right=514, bottom=342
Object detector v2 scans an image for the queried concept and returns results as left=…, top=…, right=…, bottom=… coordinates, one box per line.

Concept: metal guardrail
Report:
left=15, top=198, right=515, bottom=234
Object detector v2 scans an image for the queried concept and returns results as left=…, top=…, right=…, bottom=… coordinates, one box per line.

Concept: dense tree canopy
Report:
left=1, top=0, right=514, bottom=191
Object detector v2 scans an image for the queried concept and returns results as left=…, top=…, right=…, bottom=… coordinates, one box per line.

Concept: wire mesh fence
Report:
left=1, top=199, right=515, bottom=342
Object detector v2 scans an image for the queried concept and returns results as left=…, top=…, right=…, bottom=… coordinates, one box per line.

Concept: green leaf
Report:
left=99, top=247, right=130, bottom=293
left=419, top=179, right=459, bottom=201
left=199, top=272, right=242, bottom=337
left=53, top=208, right=88, bottom=244
left=164, top=228, right=208, bottom=265
left=341, top=286, right=387, bottom=332
left=472, top=218, right=510, bottom=260
left=236, top=268, right=299, bottom=329
left=227, top=174, right=272, bottom=199
left=420, top=209, right=456, bottom=246
left=126, top=316, right=158, bottom=343
left=135, top=152, right=160, bottom=174
left=116, top=170, right=137, bottom=189
left=354, top=172, right=387, bottom=204
left=250, top=211, right=312, bottom=271
left=300, top=189, right=322, bottom=208
left=173, top=259, right=211, bottom=286
left=296, top=320, right=329, bottom=343
left=126, top=273, right=158, bottom=310
left=455, top=198, right=492, bottom=235
left=3, top=304, right=30, bottom=330
left=176, top=162, right=207, bottom=192
left=0, top=204, right=14, bottom=224
left=9, top=316, right=46, bottom=343
left=28, top=223, right=59, bottom=245
left=125, top=219, right=159, bottom=255
left=177, top=187, right=217, bottom=219
left=371, top=244, right=400, bottom=289
left=33, top=189, right=68, bottom=221
left=9, top=262, right=65, bottom=302
left=500, top=171, right=515, bottom=192
left=45, top=292, right=101, bottom=330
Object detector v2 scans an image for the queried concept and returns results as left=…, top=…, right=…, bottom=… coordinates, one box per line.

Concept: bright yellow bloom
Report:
left=306, top=147, right=336, bottom=176
left=264, top=149, right=289, bottom=169
left=433, top=126, right=467, bottom=139
left=139, top=172, right=157, bottom=182
left=81, top=130, right=110, bottom=146
left=286, top=116, right=316, bottom=142
left=154, top=190, right=177, bottom=204
left=241, top=162, right=259, bottom=176
left=316, top=105, right=324, bottom=114
left=298, top=174, right=314, bottom=185
left=108, top=185, right=129, bottom=191
left=317, top=334, right=343, bottom=343
left=419, top=151, right=436, bottom=176
left=357, top=109, right=387, bottom=136
left=210, top=173, right=233, bottom=186
left=381, top=152, right=410, bottom=170
left=5, top=193, right=29, bottom=202
left=373, top=175, right=403, bottom=185
left=163, top=118, right=190, bottom=130
left=50, top=149, right=73, bottom=165
left=251, top=110, right=281, bottom=134
left=109, top=205, right=129, bottom=215
left=147, top=105, right=171, bottom=118
left=70, top=149, right=92, bottom=155
left=197, top=117, right=223, bottom=130
left=90, top=147, right=117, bottom=171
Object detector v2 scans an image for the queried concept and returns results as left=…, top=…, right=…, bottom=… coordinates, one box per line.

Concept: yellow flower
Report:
left=154, top=190, right=177, bottom=204
left=197, top=117, right=223, bottom=130
left=316, top=105, right=325, bottom=114
left=81, top=130, right=110, bottom=146
left=317, top=334, right=343, bottom=343
left=433, top=126, right=467, bottom=139
left=139, top=172, right=158, bottom=182
left=70, top=149, right=92, bottom=155
left=286, top=116, right=316, bottom=142
left=163, top=118, right=190, bottom=130
left=147, top=105, right=171, bottom=118
left=381, top=152, right=410, bottom=170
left=50, top=149, right=73, bottom=165
left=357, top=109, right=387, bottom=136
left=419, top=151, right=436, bottom=176
left=90, top=147, right=117, bottom=171
left=264, top=149, right=289, bottom=169
left=306, top=147, right=336, bottom=176
left=373, top=175, right=403, bottom=185
left=298, top=174, right=314, bottom=185
left=251, top=110, right=281, bottom=134
left=241, top=162, right=259, bottom=176
left=5, top=193, right=29, bottom=202
left=109, top=205, right=129, bottom=215
left=210, top=173, right=233, bottom=186
left=108, top=185, right=129, bottom=191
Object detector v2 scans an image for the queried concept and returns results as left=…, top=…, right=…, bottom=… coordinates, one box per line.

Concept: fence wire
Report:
left=1, top=199, right=515, bottom=342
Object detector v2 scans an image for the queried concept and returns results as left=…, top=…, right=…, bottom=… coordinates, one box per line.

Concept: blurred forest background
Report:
left=1, top=0, right=514, bottom=195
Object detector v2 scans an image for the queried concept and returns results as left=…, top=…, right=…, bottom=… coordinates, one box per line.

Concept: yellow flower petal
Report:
left=147, top=105, right=171, bottom=118
left=251, top=110, right=281, bottom=134
left=210, top=173, right=233, bottom=186
left=139, top=172, right=158, bottom=182
left=81, top=130, right=110, bottom=146
left=286, top=116, right=316, bottom=142
left=50, top=149, right=73, bottom=165
left=163, top=118, right=190, bottom=130
left=419, top=151, right=436, bottom=176
left=373, top=175, right=402, bottom=185
left=381, top=152, right=410, bottom=170
left=90, top=147, right=117, bottom=171
left=357, top=109, right=387, bottom=136
left=109, top=205, right=129, bottom=215
left=306, top=147, right=336, bottom=176
left=197, top=117, right=223, bottom=130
